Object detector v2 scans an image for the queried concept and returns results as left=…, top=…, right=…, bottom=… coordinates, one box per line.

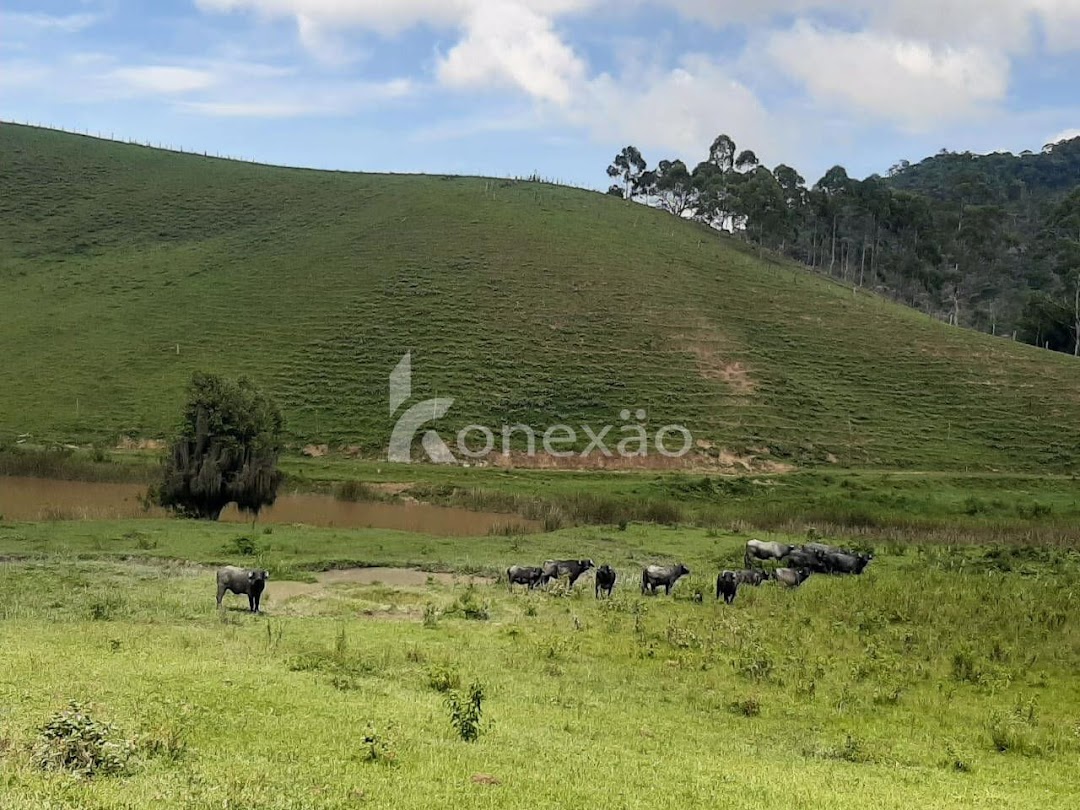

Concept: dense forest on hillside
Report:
left=607, top=138, right=1080, bottom=354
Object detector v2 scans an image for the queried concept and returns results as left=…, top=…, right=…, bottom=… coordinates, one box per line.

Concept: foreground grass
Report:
left=2, top=124, right=1079, bottom=471
left=1, top=520, right=1079, bottom=808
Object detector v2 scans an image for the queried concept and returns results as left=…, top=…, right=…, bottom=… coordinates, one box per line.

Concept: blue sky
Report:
left=3, top=0, right=1080, bottom=189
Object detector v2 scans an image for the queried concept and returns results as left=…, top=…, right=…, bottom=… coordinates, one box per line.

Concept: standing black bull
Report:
left=787, top=546, right=829, bottom=572
left=216, top=566, right=269, bottom=613
left=506, top=565, right=549, bottom=591
left=823, top=550, right=874, bottom=574
left=641, top=563, right=690, bottom=595
left=542, top=559, right=595, bottom=589
left=716, top=570, right=739, bottom=604
left=594, top=565, right=616, bottom=598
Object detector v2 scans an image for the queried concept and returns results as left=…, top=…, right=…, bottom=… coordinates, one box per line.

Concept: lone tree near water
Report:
left=156, top=373, right=284, bottom=520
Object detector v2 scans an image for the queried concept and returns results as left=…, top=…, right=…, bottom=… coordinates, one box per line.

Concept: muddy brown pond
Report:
left=0, top=476, right=538, bottom=536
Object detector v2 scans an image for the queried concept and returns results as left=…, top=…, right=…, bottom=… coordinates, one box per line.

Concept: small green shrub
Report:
left=358, top=722, right=397, bottom=765
left=33, top=702, right=135, bottom=778
left=448, top=585, right=490, bottom=621
left=422, top=603, right=440, bottom=628
left=446, top=681, right=485, bottom=742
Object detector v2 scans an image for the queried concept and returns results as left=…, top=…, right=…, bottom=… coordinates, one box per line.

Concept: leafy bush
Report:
left=33, top=702, right=135, bottom=778
left=446, top=682, right=485, bottom=742
left=448, top=585, right=490, bottom=621
left=359, top=722, right=397, bottom=765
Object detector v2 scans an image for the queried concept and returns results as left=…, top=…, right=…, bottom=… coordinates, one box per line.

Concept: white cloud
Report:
left=0, top=11, right=100, bottom=34
left=766, top=22, right=1009, bottom=129
left=666, top=1, right=1080, bottom=52
left=196, top=0, right=596, bottom=33
left=571, top=54, right=781, bottom=163
left=1048, top=127, right=1080, bottom=145
left=437, top=3, right=585, bottom=103
left=107, top=66, right=218, bottom=95
left=177, top=77, right=415, bottom=117
left=1030, top=0, right=1080, bottom=52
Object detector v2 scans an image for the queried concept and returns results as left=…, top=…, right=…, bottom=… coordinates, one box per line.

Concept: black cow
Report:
left=773, top=567, right=812, bottom=588
left=641, top=563, right=691, bottom=595
left=736, top=569, right=768, bottom=586
left=506, top=565, right=548, bottom=591
left=744, top=540, right=792, bottom=568
left=542, top=559, right=595, bottom=589
left=595, top=565, right=616, bottom=598
left=788, top=546, right=828, bottom=572
left=716, top=570, right=739, bottom=604
left=823, top=551, right=874, bottom=575
left=216, top=566, right=269, bottom=613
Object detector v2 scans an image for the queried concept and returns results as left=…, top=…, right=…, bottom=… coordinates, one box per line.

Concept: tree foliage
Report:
left=606, top=146, right=647, bottom=200
left=156, top=373, right=285, bottom=520
left=602, top=135, right=1080, bottom=354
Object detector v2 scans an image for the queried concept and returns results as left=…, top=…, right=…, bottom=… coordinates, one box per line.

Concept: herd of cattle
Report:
left=506, top=539, right=874, bottom=605
left=215, top=539, right=874, bottom=613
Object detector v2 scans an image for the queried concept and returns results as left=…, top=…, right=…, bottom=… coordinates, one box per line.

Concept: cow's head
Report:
left=248, top=569, right=269, bottom=584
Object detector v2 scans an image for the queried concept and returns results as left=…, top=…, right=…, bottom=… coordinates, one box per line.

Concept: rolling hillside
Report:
left=1, top=123, right=1077, bottom=471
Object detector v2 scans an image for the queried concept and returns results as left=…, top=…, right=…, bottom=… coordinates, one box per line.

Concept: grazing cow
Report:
left=542, top=559, right=595, bottom=589
left=736, top=569, right=768, bottom=586
left=716, top=570, right=739, bottom=604
left=773, top=567, right=812, bottom=588
left=787, top=546, right=828, bottom=572
left=806, top=542, right=841, bottom=557
left=641, top=563, right=691, bottom=595
left=823, top=550, right=874, bottom=575
left=216, top=566, right=269, bottom=613
left=506, top=565, right=548, bottom=591
left=744, top=539, right=792, bottom=568
left=595, top=565, right=616, bottom=598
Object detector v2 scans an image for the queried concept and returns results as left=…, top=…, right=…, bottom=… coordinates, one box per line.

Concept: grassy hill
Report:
left=1, top=123, right=1078, bottom=471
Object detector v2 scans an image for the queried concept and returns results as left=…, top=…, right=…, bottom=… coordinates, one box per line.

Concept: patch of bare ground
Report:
left=268, top=567, right=494, bottom=606
left=671, top=321, right=756, bottom=395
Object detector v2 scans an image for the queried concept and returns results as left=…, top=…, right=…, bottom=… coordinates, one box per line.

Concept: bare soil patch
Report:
left=267, top=566, right=494, bottom=604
